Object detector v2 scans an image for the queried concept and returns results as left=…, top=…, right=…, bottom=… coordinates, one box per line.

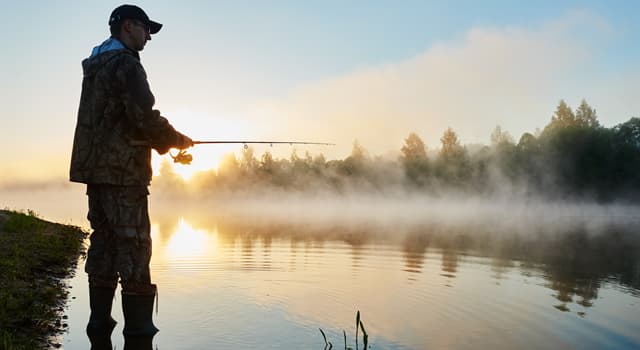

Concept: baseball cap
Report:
left=109, top=4, right=162, bottom=34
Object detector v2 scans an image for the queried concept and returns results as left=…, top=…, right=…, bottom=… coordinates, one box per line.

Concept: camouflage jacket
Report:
left=70, top=39, right=181, bottom=186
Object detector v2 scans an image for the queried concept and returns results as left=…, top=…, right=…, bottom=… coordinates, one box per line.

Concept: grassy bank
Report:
left=0, top=209, right=87, bottom=349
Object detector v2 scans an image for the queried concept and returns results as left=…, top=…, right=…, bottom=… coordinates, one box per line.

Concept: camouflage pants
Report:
left=85, top=184, right=153, bottom=292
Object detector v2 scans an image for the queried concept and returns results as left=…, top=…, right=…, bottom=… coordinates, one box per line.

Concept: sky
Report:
left=1, top=1, right=639, bottom=183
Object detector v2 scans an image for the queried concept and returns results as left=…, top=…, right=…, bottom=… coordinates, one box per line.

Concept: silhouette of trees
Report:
left=159, top=100, right=640, bottom=201
left=400, top=133, right=429, bottom=186
left=436, top=128, right=470, bottom=188
left=490, top=125, right=514, bottom=146
left=575, top=99, right=600, bottom=128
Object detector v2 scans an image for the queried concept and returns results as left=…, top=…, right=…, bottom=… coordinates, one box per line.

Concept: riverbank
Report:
left=0, top=209, right=87, bottom=349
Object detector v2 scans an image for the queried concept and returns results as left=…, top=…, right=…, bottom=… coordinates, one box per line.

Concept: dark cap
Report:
left=109, top=4, right=162, bottom=34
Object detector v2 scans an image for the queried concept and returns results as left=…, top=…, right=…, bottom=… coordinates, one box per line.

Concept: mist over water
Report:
left=2, top=181, right=639, bottom=237
left=168, top=190, right=638, bottom=247
left=2, top=182, right=640, bottom=349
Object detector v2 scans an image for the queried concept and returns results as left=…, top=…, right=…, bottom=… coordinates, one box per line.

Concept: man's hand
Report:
left=175, top=132, right=194, bottom=150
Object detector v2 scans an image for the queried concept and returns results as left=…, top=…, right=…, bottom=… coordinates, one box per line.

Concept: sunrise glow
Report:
left=150, top=108, right=262, bottom=181
left=166, top=148, right=224, bottom=181
left=164, top=218, right=217, bottom=260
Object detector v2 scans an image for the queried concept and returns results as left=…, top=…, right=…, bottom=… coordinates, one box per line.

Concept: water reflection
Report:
left=163, top=219, right=214, bottom=260
left=441, top=249, right=459, bottom=278
left=123, top=335, right=155, bottom=350
left=402, top=232, right=428, bottom=275
left=67, top=210, right=640, bottom=349
left=348, top=242, right=364, bottom=270
left=87, top=332, right=113, bottom=350
left=490, top=257, right=514, bottom=283
left=88, top=334, right=155, bottom=350
left=4, top=187, right=638, bottom=348
left=150, top=212, right=640, bottom=313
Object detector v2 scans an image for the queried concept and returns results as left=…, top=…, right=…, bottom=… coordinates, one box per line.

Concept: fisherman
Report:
left=69, top=4, right=193, bottom=337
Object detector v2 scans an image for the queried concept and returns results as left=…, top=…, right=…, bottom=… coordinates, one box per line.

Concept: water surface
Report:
left=2, top=187, right=639, bottom=349
left=64, top=214, right=639, bottom=349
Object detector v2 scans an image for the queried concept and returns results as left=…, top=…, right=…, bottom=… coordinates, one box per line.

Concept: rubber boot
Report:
left=88, top=333, right=113, bottom=350
left=124, top=335, right=154, bottom=350
left=122, top=284, right=159, bottom=336
left=86, top=287, right=117, bottom=336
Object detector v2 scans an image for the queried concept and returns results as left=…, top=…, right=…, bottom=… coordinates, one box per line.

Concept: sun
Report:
left=168, top=147, right=223, bottom=181
left=150, top=108, right=258, bottom=181
left=152, top=145, right=240, bottom=181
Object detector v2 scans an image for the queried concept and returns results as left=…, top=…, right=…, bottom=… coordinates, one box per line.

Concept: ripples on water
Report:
left=3, top=187, right=637, bottom=349
left=58, top=209, right=640, bottom=350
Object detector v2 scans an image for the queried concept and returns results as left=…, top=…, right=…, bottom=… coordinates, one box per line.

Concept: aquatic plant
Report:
left=319, top=310, right=369, bottom=350
left=2, top=330, right=14, bottom=350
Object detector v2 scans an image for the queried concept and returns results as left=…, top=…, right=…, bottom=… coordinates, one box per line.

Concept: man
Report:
left=70, top=5, right=193, bottom=337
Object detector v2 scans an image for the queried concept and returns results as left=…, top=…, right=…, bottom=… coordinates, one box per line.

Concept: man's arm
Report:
left=118, top=55, right=192, bottom=154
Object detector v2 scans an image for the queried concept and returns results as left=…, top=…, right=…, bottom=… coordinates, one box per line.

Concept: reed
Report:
left=319, top=310, right=369, bottom=350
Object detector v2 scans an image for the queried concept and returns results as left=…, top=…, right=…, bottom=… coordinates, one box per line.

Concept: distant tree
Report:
left=552, top=100, right=576, bottom=127
left=614, top=117, right=640, bottom=148
left=490, top=125, right=514, bottom=146
left=575, top=99, right=600, bottom=128
left=536, top=100, right=616, bottom=197
left=517, top=133, right=538, bottom=152
left=240, top=146, right=258, bottom=174
left=290, top=148, right=310, bottom=173
left=610, top=117, right=640, bottom=198
left=514, top=132, right=542, bottom=190
left=437, top=128, right=469, bottom=186
left=468, top=145, right=492, bottom=192
left=341, top=140, right=369, bottom=177
left=313, top=153, right=326, bottom=168
left=289, top=148, right=300, bottom=163
left=401, top=133, right=428, bottom=161
left=260, top=151, right=275, bottom=173
left=489, top=126, right=518, bottom=182
left=541, top=100, right=576, bottom=142
left=400, top=133, right=429, bottom=186
left=516, top=132, right=533, bottom=148
left=290, top=148, right=311, bottom=179
left=350, top=140, right=368, bottom=161
left=439, top=127, right=464, bottom=160
left=304, top=151, right=313, bottom=164
left=311, top=153, right=327, bottom=178
left=493, top=140, right=518, bottom=181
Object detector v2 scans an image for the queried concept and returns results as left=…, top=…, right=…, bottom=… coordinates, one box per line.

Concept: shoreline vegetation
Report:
left=151, top=100, right=639, bottom=202
left=0, top=209, right=87, bottom=350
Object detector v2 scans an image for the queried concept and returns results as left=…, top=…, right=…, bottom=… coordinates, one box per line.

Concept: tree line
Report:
left=158, top=100, right=640, bottom=201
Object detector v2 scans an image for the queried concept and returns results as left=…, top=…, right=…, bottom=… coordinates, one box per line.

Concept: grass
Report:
left=0, top=209, right=88, bottom=349
left=319, top=310, right=369, bottom=350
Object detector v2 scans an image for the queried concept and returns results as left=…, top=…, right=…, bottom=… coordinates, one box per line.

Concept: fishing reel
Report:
left=170, top=149, right=193, bottom=165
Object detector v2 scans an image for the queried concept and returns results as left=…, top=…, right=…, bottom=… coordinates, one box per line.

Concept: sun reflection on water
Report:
left=163, top=218, right=217, bottom=261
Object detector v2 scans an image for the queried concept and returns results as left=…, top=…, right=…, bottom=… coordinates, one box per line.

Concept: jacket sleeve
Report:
left=118, top=54, right=181, bottom=155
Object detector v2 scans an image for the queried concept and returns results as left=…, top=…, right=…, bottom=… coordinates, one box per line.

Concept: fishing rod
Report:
left=128, top=140, right=334, bottom=165
left=192, top=140, right=335, bottom=146
left=173, top=140, right=335, bottom=165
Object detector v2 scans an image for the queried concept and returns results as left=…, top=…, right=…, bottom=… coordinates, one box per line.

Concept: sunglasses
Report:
left=132, top=20, right=150, bottom=34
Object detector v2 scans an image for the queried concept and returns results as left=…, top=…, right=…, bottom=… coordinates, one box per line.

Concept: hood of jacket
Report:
left=82, top=37, right=138, bottom=77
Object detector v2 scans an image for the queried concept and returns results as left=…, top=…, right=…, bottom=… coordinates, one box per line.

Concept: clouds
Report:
left=251, top=11, right=629, bottom=158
